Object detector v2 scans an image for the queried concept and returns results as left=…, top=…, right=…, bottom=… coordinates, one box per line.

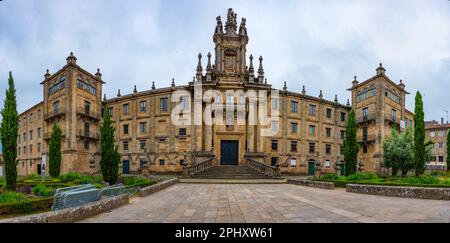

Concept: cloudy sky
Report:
left=0, top=0, right=449, bottom=121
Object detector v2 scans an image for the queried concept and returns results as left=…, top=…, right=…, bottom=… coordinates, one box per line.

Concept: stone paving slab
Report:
left=80, top=184, right=450, bottom=223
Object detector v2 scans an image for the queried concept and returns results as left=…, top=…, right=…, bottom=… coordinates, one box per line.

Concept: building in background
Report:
left=15, top=8, right=418, bottom=176
left=425, top=119, right=449, bottom=170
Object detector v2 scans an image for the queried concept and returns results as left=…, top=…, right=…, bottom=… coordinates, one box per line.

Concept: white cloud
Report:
left=0, top=0, right=449, bottom=120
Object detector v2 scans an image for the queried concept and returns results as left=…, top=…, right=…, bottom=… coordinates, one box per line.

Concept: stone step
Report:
left=189, top=166, right=274, bottom=180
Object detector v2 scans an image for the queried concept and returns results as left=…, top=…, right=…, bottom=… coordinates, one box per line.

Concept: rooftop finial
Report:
left=215, top=16, right=224, bottom=34
left=283, top=82, right=287, bottom=91
left=95, top=68, right=102, bottom=79
left=225, top=8, right=238, bottom=34
left=319, top=90, right=323, bottom=99
left=66, top=51, right=77, bottom=65
left=257, top=56, right=265, bottom=83
left=347, top=99, right=351, bottom=106
left=103, top=94, right=107, bottom=101
left=171, top=78, right=176, bottom=87
left=117, top=89, right=121, bottom=97
left=239, top=18, right=247, bottom=36
left=207, top=52, right=212, bottom=70
left=376, top=63, right=386, bottom=75
left=334, top=94, right=338, bottom=103
left=133, top=85, right=137, bottom=93
left=44, top=69, right=51, bottom=79
left=302, top=85, right=306, bottom=95
left=152, top=82, right=156, bottom=90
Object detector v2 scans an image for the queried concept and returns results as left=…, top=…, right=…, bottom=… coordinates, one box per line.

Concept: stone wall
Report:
left=346, top=184, right=450, bottom=200
left=287, top=179, right=335, bottom=190
left=0, top=194, right=129, bottom=223
left=139, top=178, right=179, bottom=197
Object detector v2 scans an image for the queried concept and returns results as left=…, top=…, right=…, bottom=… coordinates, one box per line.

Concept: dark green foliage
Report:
left=414, top=92, right=425, bottom=176
left=0, top=197, right=53, bottom=216
left=447, top=130, right=450, bottom=172
left=0, top=72, right=19, bottom=191
left=49, top=124, right=62, bottom=177
left=32, top=184, right=53, bottom=197
left=343, top=108, right=359, bottom=176
left=100, top=109, right=120, bottom=185
left=0, top=191, right=28, bottom=203
left=383, top=127, right=414, bottom=177
left=122, top=176, right=155, bottom=188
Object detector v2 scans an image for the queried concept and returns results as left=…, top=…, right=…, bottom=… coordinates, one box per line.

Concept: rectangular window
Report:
left=77, top=79, right=83, bottom=89
left=179, top=128, right=187, bottom=136
left=309, top=105, right=316, bottom=116
left=123, top=141, right=129, bottom=151
left=271, top=140, right=278, bottom=151
left=340, top=130, right=345, bottom=140
left=139, top=122, right=147, bottom=133
left=326, top=128, right=332, bottom=138
left=271, top=121, right=279, bottom=133
left=37, top=143, right=41, bottom=153
left=123, top=104, right=129, bottom=115
left=37, top=109, right=41, bottom=120
left=363, top=108, right=369, bottom=121
left=29, top=113, right=33, bottom=123
left=309, top=143, right=315, bottom=153
left=291, top=101, right=298, bottom=113
left=140, top=101, right=147, bottom=112
left=326, top=109, right=332, bottom=119
left=391, top=109, right=397, bottom=121
left=291, top=123, right=298, bottom=133
left=363, top=145, right=368, bottom=153
left=160, top=97, right=168, bottom=112
left=309, top=125, right=316, bottom=136
left=363, top=127, right=368, bottom=141
left=37, top=128, right=41, bottom=138
left=290, top=158, right=297, bottom=167
left=29, top=130, right=33, bottom=140
left=272, top=98, right=279, bottom=110
left=159, top=159, right=165, bottom=166
left=29, top=145, right=33, bottom=153
left=340, top=146, right=344, bottom=155
left=108, top=107, right=113, bottom=117
left=439, top=156, right=444, bottom=162
left=181, top=96, right=190, bottom=110
left=291, top=141, right=297, bottom=152
left=23, top=133, right=26, bottom=142
left=53, top=101, right=60, bottom=113
left=325, top=160, right=331, bottom=168
left=123, top=124, right=129, bottom=135
left=140, top=140, right=146, bottom=150
left=430, top=131, right=435, bottom=137
left=326, top=144, right=331, bottom=154
left=84, top=141, right=89, bottom=150
left=439, top=142, right=444, bottom=149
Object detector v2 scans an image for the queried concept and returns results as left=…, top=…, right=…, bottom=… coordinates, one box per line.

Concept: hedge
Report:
left=316, top=179, right=450, bottom=188
left=0, top=197, right=53, bottom=217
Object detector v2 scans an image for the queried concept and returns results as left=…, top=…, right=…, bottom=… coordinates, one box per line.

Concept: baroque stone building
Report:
left=425, top=119, right=449, bottom=169
left=16, top=8, right=418, bottom=177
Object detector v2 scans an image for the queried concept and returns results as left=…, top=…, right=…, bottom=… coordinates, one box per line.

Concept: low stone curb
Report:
left=139, top=178, right=179, bottom=197
left=287, top=179, right=335, bottom=190
left=0, top=194, right=129, bottom=223
left=346, top=184, right=450, bottom=200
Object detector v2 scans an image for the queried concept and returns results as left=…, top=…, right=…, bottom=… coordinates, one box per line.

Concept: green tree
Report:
left=413, top=92, right=425, bottom=176
left=0, top=72, right=19, bottom=191
left=48, top=124, right=62, bottom=177
left=343, top=108, right=359, bottom=176
left=383, top=127, right=414, bottom=177
left=447, top=130, right=450, bottom=172
left=100, top=108, right=120, bottom=185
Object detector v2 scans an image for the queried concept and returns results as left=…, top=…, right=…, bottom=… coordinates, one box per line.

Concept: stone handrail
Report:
left=182, top=157, right=214, bottom=177
left=246, top=158, right=280, bottom=177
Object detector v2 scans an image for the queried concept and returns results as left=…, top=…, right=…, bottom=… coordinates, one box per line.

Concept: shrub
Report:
left=16, top=185, right=33, bottom=195
left=403, top=175, right=440, bottom=185
left=346, top=172, right=378, bottom=181
left=320, top=174, right=338, bottom=181
left=24, top=174, right=40, bottom=181
left=0, top=197, right=53, bottom=216
left=79, top=175, right=103, bottom=185
left=122, top=176, right=156, bottom=188
left=0, top=191, right=29, bottom=204
left=59, top=173, right=83, bottom=183
left=32, top=184, right=53, bottom=197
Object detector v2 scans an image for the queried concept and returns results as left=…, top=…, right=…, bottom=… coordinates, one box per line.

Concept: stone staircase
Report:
left=190, top=166, right=274, bottom=180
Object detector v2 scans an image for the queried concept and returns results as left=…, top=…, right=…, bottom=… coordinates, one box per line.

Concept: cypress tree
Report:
left=0, top=72, right=19, bottom=191
left=343, top=108, right=359, bottom=176
left=414, top=92, right=425, bottom=176
left=447, top=130, right=450, bottom=172
left=48, top=124, right=62, bottom=177
left=100, top=108, right=120, bottom=185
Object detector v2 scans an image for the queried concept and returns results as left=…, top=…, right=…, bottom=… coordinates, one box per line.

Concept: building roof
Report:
left=425, top=120, right=450, bottom=130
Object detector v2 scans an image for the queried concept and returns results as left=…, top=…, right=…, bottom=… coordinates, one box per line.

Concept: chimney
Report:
left=441, top=117, right=444, bottom=125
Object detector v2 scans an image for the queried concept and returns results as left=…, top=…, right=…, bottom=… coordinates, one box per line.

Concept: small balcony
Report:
left=76, top=108, right=101, bottom=121
left=358, top=134, right=377, bottom=144
left=77, top=129, right=99, bottom=141
left=44, top=108, right=66, bottom=121
left=356, top=112, right=376, bottom=124
left=384, top=114, right=401, bottom=125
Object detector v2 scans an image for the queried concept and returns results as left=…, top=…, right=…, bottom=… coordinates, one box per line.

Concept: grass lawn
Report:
left=317, top=172, right=450, bottom=188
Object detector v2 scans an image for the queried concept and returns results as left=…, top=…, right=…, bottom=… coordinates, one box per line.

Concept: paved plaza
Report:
left=81, top=184, right=450, bottom=223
